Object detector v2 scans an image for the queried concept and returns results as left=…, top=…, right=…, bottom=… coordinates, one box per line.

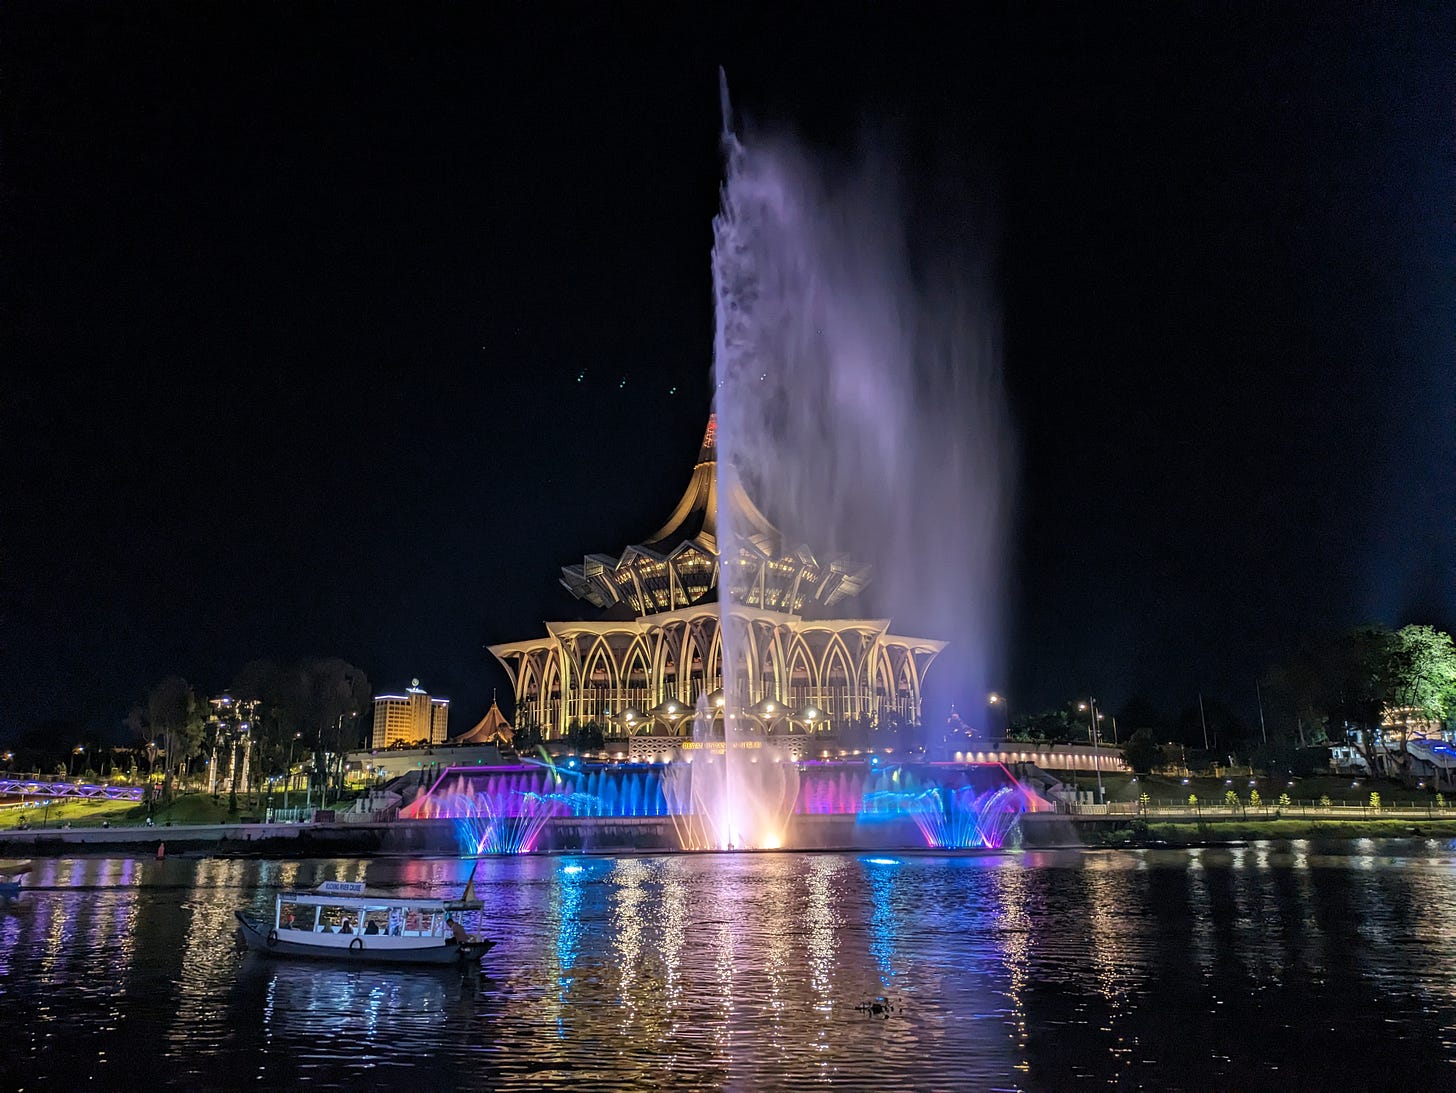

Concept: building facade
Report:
left=372, top=679, right=449, bottom=748
left=489, top=418, right=945, bottom=739
left=205, top=693, right=259, bottom=796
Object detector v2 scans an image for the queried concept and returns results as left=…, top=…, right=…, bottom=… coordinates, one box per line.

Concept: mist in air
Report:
left=712, top=83, right=1013, bottom=733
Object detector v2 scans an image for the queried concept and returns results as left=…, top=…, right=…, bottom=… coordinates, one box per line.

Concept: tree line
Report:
left=1009, top=623, right=1456, bottom=778
left=8, top=658, right=373, bottom=806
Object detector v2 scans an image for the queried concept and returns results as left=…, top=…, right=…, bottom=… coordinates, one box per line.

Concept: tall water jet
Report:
left=663, top=694, right=800, bottom=850
left=712, top=74, right=1011, bottom=758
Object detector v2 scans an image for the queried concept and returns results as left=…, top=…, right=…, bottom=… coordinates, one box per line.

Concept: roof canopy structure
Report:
left=456, top=699, right=514, bottom=746
left=558, top=416, right=871, bottom=616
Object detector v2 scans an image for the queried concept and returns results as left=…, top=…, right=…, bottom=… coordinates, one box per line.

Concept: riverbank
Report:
left=1094, top=817, right=1456, bottom=847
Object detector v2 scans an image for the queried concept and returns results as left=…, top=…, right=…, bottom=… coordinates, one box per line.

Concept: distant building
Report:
left=206, top=693, right=259, bottom=796
left=372, top=679, right=449, bottom=748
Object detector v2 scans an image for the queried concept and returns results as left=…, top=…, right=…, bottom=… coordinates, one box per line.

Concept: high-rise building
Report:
left=372, top=679, right=449, bottom=747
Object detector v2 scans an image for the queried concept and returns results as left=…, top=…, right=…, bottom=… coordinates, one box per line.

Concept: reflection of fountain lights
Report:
left=657, top=861, right=689, bottom=1014
left=866, top=853, right=900, bottom=985
left=988, top=866, right=1033, bottom=1070
left=550, top=857, right=586, bottom=1039
left=610, top=858, right=650, bottom=1031
left=804, top=857, right=841, bottom=1030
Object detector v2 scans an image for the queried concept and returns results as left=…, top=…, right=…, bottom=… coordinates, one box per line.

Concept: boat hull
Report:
left=235, top=912, right=494, bottom=966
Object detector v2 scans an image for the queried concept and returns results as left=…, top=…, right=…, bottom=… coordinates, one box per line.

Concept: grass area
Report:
left=0, top=797, right=136, bottom=830
left=1097, top=817, right=1456, bottom=847
left=0, top=791, right=273, bottom=830
left=1068, top=772, right=1440, bottom=808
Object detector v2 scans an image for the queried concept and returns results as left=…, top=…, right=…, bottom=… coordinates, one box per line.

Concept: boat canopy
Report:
left=277, top=880, right=480, bottom=912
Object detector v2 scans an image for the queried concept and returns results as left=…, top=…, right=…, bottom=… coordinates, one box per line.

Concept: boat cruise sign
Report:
left=316, top=881, right=367, bottom=895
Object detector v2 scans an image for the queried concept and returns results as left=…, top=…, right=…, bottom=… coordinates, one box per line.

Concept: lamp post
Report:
left=283, top=732, right=301, bottom=811
left=1077, top=700, right=1106, bottom=803
left=988, top=693, right=1010, bottom=739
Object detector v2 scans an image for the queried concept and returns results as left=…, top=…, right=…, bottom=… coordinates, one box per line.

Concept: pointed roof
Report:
left=456, top=699, right=513, bottom=745
left=558, top=413, right=871, bottom=615
left=640, top=415, right=780, bottom=556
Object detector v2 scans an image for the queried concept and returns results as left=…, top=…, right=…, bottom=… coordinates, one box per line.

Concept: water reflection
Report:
left=2, top=848, right=1456, bottom=1088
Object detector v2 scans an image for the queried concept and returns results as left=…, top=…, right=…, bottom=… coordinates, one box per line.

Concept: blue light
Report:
left=864, top=857, right=901, bottom=866
left=562, top=865, right=585, bottom=875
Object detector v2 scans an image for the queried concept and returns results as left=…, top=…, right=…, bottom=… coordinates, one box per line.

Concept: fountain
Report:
left=701, top=74, right=1010, bottom=846
left=404, top=77, right=1020, bottom=857
left=660, top=695, right=801, bottom=850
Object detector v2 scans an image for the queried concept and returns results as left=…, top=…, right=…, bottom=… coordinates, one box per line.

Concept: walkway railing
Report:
left=1059, top=801, right=1455, bottom=820
left=0, top=779, right=145, bottom=801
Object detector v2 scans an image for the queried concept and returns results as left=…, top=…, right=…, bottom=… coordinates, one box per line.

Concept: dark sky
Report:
left=5, top=3, right=1453, bottom=740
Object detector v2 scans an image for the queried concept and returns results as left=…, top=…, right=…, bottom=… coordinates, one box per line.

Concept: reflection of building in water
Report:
left=490, top=418, right=946, bottom=739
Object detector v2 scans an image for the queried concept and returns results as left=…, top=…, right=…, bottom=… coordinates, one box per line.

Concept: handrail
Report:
left=1056, top=800, right=1456, bottom=820
left=0, top=779, right=145, bottom=801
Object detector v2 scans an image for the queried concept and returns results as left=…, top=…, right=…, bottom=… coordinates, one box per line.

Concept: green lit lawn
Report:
left=0, top=792, right=269, bottom=830
left=1075, top=772, right=1439, bottom=808
left=1102, top=818, right=1456, bottom=845
left=0, top=797, right=137, bottom=829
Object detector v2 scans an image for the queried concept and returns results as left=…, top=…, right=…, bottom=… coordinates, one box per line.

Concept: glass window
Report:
left=279, top=902, right=317, bottom=931
left=362, top=908, right=390, bottom=936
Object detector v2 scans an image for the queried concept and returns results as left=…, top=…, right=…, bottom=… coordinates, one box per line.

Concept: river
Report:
left=2, top=843, right=1454, bottom=1090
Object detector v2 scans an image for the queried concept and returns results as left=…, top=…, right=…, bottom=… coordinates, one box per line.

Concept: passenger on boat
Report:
left=364, top=920, right=379, bottom=935
left=340, top=920, right=353, bottom=935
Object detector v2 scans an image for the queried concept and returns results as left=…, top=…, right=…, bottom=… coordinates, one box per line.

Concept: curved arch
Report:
left=622, top=638, right=652, bottom=714
left=820, top=637, right=855, bottom=721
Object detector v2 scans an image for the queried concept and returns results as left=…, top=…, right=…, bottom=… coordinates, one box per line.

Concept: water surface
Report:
left=3, top=844, right=1455, bottom=1090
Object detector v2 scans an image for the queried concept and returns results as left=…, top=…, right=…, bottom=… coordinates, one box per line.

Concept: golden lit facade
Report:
left=372, top=680, right=449, bottom=747
left=490, top=419, right=944, bottom=738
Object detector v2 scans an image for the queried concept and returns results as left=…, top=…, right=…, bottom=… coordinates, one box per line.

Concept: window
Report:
left=279, top=902, right=317, bottom=931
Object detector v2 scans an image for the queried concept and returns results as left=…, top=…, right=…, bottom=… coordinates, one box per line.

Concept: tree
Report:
left=1386, top=625, right=1456, bottom=728
left=148, top=676, right=203, bottom=803
left=1351, top=624, right=1456, bottom=777
left=303, top=658, right=371, bottom=805
left=1122, top=729, right=1162, bottom=774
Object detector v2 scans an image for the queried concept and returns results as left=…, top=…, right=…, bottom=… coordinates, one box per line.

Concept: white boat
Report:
left=235, top=879, right=495, bottom=965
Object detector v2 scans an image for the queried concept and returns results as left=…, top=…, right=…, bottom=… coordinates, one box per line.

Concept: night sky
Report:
left=5, top=4, right=1453, bottom=740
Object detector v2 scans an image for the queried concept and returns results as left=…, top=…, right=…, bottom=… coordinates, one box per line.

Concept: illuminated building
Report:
left=372, top=679, right=449, bottom=747
left=205, top=693, right=258, bottom=797
left=489, top=417, right=945, bottom=739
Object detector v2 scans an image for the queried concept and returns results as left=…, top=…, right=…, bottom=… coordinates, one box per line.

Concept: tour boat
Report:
left=0, top=860, right=30, bottom=906
left=235, top=879, right=495, bottom=965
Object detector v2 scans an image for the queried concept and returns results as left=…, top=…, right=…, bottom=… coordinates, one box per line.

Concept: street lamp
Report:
left=1077, top=700, right=1106, bottom=803
left=987, top=693, right=1010, bottom=738
left=283, top=732, right=301, bottom=811
left=70, top=745, right=85, bottom=778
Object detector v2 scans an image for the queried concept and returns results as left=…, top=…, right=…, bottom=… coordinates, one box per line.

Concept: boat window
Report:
left=279, top=902, right=317, bottom=931
left=401, top=909, right=443, bottom=938
left=362, top=908, right=390, bottom=935
left=317, top=905, right=360, bottom=933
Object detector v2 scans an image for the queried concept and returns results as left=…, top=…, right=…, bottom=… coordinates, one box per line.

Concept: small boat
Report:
left=0, top=860, right=30, bottom=906
left=235, top=879, right=495, bottom=965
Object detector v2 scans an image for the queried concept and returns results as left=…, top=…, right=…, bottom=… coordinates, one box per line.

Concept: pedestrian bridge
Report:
left=0, top=779, right=145, bottom=802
